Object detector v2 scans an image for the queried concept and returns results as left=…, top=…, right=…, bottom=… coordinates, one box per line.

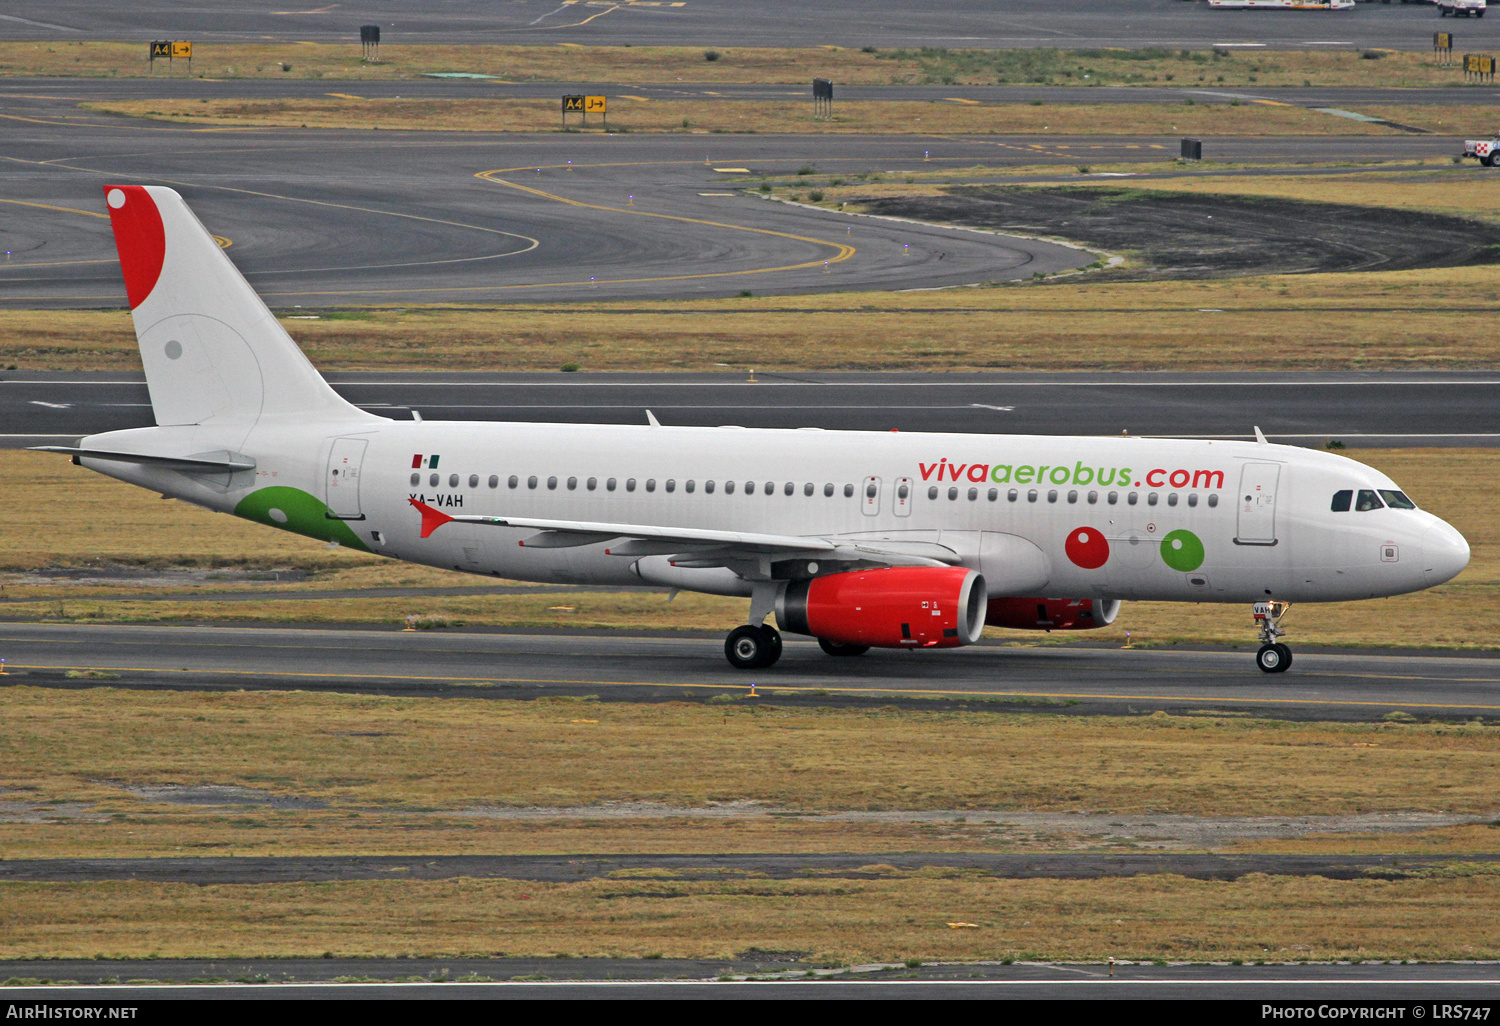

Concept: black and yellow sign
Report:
left=584, top=95, right=606, bottom=113
left=1435, top=32, right=1453, bottom=50
left=171, top=41, right=192, bottom=59
left=149, top=40, right=192, bottom=67
left=562, top=95, right=585, bottom=112
left=150, top=41, right=172, bottom=59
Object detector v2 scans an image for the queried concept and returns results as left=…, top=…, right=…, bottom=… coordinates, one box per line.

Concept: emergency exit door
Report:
left=1236, top=462, right=1280, bottom=545
left=326, top=437, right=368, bottom=520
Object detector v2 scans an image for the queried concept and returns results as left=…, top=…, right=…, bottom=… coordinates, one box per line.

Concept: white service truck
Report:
left=1438, top=0, right=1485, bottom=16
left=1462, top=134, right=1500, bottom=164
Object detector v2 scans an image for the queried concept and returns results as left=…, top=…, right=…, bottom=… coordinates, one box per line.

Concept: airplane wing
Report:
left=408, top=498, right=958, bottom=568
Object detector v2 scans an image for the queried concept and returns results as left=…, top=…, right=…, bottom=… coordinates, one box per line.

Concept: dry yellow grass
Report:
left=10, top=262, right=1500, bottom=374
left=83, top=96, right=1396, bottom=136
left=0, top=42, right=1481, bottom=89
left=4, top=873, right=1499, bottom=961
left=5, top=688, right=1499, bottom=817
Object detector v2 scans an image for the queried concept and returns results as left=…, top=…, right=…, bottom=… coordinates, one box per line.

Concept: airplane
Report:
left=34, top=185, right=1471, bottom=673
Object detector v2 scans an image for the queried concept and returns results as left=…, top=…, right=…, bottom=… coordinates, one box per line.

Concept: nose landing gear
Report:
left=1252, top=601, right=1292, bottom=673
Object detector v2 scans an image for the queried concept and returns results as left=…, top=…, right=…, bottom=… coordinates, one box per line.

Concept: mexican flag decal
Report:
left=411, top=454, right=441, bottom=469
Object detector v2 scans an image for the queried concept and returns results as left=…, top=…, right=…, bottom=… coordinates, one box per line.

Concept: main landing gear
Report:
left=1252, top=600, right=1293, bottom=674
left=725, top=623, right=782, bottom=669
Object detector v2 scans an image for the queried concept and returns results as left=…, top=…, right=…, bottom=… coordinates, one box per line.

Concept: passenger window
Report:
left=898, top=483, right=909, bottom=499
left=567, top=477, right=578, bottom=490
left=705, top=480, right=715, bottom=494
left=988, top=488, right=998, bottom=501
left=1127, top=492, right=1138, bottom=506
left=724, top=480, right=735, bottom=494
left=784, top=482, right=794, bottom=496
left=844, top=484, right=854, bottom=498
left=747, top=481, right=757, bottom=495
left=430, top=473, right=439, bottom=487
left=948, top=487, right=958, bottom=500
left=587, top=477, right=597, bottom=491
left=1331, top=489, right=1352, bottom=512
left=1207, top=494, right=1219, bottom=508
left=527, top=476, right=538, bottom=489
left=665, top=479, right=675, bottom=493
left=804, top=482, right=814, bottom=497
left=508, top=475, right=519, bottom=489
left=1067, top=490, right=1077, bottom=504
left=1107, top=491, right=1118, bottom=505
left=626, top=478, right=637, bottom=492
left=1027, top=489, right=1038, bottom=502
left=929, top=486, right=939, bottom=500
left=967, top=487, right=978, bottom=501
left=469, top=474, right=479, bottom=489
left=488, top=475, right=499, bottom=489
left=449, top=474, right=459, bottom=488
left=410, top=472, right=420, bottom=487
left=824, top=483, right=834, bottom=497
left=1047, top=490, right=1058, bottom=503
left=764, top=481, right=774, bottom=496
left=645, top=479, right=655, bottom=493
left=685, top=480, right=695, bottom=493
left=1008, top=488, right=1018, bottom=502
left=606, top=478, right=616, bottom=491
left=866, top=482, right=877, bottom=499
left=1379, top=489, right=1417, bottom=510
left=1167, top=493, right=1178, bottom=507
left=1087, top=491, right=1097, bottom=504
left=1356, top=489, right=1384, bottom=512
left=547, top=476, right=557, bottom=490
left=1147, top=493, right=1158, bottom=506
left=1187, top=493, right=1197, bottom=508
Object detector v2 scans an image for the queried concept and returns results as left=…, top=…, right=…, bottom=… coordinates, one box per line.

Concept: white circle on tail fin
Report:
left=268, top=508, right=288, bottom=523
left=164, top=339, right=182, bottom=360
left=107, top=189, right=126, bottom=209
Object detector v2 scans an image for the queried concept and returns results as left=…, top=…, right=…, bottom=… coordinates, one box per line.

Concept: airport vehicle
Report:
left=1438, top=0, right=1485, bottom=14
left=41, top=185, right=1470, bottom=673
left=1461, top=134, right=1500, bottom=163
left=1207, top=0, right=1355, bottom=10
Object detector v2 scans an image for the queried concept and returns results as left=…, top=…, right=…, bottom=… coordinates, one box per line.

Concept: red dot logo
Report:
left=1065, top=527, right=1110, bottom=570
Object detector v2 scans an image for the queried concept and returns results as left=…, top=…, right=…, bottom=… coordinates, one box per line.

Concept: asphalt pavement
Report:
left=6, top=371, right=1496, bottom=447
left=2, top=0, right=1496, bottom=51
left=3, top=623, right=1496, bottom=721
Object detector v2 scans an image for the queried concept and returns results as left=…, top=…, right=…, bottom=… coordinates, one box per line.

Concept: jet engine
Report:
left=986, top=596, right=1121, bottom=631
left=777, top=566, right=987, bottom=649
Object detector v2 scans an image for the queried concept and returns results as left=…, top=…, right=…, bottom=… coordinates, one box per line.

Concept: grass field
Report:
left=82, top=96, right=1408, bottom=136
left=5, top=873, right=1500, bottom=962
left=3, top=687, right=1500, bottom=960
left=10, top=259, right=1500, bottom=374
left=4, top=448, right=1494, bottom=649
left=0, top=42, right=1483, bottom=89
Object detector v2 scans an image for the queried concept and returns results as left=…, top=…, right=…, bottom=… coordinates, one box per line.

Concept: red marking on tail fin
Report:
left=103, top=186, right=166, bottom=309
left=409, top=497, right=454, bottom=538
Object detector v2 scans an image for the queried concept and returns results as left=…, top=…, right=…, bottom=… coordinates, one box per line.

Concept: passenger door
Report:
left=326, top=437, right=368, bottom=520
left=1235, top=462, right=1280, bottom=545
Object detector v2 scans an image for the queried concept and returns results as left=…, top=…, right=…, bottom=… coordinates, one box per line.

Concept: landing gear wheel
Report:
left=1273, top=642, right=1293, bottom=670
left=818, top=637, right=870, bottom=658
left=725, top=624, right=781, bottom=670
left=1256, top=643, right=1290, bottom=674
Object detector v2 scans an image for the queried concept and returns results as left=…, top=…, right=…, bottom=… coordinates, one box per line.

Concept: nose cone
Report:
left=1422, top=520, right=1471, bottom=587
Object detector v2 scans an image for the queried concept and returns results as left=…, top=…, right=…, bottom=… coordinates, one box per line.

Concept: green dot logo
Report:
left=1159, top=529, right=1205, bottom=572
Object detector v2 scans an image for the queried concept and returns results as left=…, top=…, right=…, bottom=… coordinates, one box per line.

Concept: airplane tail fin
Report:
left=103, top=184, right=372, bottom=430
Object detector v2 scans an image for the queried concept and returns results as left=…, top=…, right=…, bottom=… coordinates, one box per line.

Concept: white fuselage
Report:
left=80, top=416, right=1471, bottom=607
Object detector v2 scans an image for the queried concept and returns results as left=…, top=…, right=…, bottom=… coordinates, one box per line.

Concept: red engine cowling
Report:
left=986, top=597, right=1121, bottom=631
left=777, top=566, right=987, bottom=649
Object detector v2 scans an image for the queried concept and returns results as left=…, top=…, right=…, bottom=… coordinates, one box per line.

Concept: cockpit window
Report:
left=1355, top=489, right=1384, bottom=512
left=1330, top=490, right=1352, bottom=512
left=1378, top=489, right=1417, bottom=510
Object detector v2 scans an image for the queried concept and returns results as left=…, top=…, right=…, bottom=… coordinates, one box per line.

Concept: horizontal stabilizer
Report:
left=30, top=446, right=256, bottom=472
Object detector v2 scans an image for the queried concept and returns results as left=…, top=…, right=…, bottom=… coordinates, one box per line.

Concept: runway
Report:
left=7, top=371, right=1497, bottom=447
left=0, top=86, right=1465, bottom=306
left=3, top=623, right=1497, bottom=721
left=3, top=0, right=1498, bottom=52
left=5, top=961, right=1500, bottom=999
